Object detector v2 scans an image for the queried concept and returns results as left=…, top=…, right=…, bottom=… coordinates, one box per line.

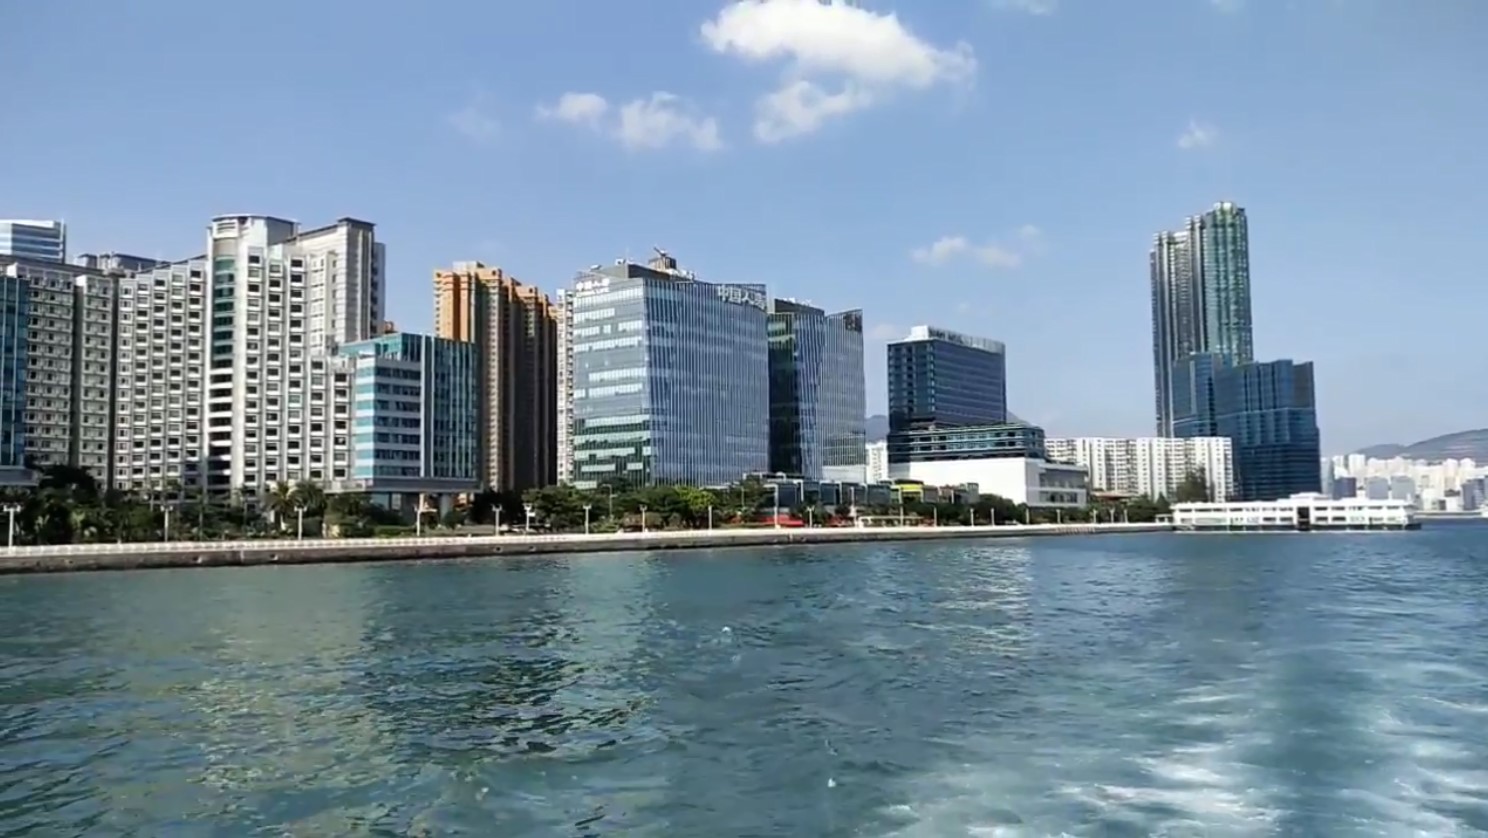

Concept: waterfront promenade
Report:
left=0, top=522, right=1171, bottom=575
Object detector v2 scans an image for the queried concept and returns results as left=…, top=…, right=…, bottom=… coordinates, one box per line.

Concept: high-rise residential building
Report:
left=114, top=215, right=381, bottom=500
left=0, top=257, right=117, bottom=483
left=887, top=325, right=1007, bottom=432
left=767, top=300, right=866, bottom=482
left=1151, top=201, right=1253, bottom=436
left=1172, top=353, right=1320, bottom=501
left=562, top=251, right=769, bottom=489
left=113, top=257, right=208, bottom=496
left=1045, top=436, right=1235, bottom=502
left=0, top=271, right=30, bottom=485
left=336, top=332, right=480, bottom=509
left=0, top=220, right=66, bottom=263
left=432, top=261, right=557, bottom=492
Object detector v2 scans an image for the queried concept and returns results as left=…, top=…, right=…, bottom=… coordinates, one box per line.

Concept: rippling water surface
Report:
left=3, top=527, right=1488, bottom=836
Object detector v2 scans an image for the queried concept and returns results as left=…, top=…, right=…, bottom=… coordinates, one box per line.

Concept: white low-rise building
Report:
left=887, top=423, right=1088, bottom=509
left=1173, top=493, right=1418, bottom=531
left=1046, top=436, right=1234, bottom=501
left=890, top=455, right=1087, bottom=509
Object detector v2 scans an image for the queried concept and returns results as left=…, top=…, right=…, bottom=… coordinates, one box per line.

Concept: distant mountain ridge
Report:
left=1355, top=429, right=1488, bottom=462
left=865, top=412, right=1028, bottom=442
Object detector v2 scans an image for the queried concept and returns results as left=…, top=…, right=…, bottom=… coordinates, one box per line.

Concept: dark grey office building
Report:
left=887, top=325, right=1007, bottom=432
left=767, top=300, right=866, bottom=482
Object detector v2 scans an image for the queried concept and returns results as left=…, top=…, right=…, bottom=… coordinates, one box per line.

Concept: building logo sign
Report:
left=573, top=276, right=612, bottom=296
left=716, top=283, right=766, bottom=310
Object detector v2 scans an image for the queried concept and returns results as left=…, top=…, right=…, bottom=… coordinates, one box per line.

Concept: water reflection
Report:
left=3, top=534, right=1488, bottom=836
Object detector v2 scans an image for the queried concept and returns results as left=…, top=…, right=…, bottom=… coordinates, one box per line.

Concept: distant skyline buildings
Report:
left=1150, top=201, right=1253, bottom=437
left=0, top=220, right=66, bottom=263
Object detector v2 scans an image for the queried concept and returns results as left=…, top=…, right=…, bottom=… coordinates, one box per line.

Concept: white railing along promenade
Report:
left=0, top=521, right=1168, bottom=558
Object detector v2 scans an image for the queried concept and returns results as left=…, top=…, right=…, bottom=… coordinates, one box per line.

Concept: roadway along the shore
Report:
left=0, top=522, right=1173, bottom=576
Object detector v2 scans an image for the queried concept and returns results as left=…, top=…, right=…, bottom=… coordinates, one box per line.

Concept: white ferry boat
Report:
left=1173, top=493, right=1418, bottom=532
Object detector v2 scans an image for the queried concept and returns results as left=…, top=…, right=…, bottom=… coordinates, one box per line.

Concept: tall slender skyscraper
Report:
left=433, top=262, right=557, bottom=492
left=1151, top=201, right=1253, bottom=436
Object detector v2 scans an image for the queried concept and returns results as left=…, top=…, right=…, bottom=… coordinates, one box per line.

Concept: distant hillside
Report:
left=1355, top=429, right=1488, bottom=462
left=865, top=412, right=1028, bottom=442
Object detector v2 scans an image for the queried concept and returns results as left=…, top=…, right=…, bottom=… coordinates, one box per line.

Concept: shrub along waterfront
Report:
left=0, top=468, right=1186, bottom=547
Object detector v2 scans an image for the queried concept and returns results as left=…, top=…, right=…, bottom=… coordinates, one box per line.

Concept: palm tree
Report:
left=291, top=481, right=326, bottom=516
left=265, top=481, right=296, bottom=531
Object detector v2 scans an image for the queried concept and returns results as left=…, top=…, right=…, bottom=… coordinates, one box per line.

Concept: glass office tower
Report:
left=767, top=300, right=866, bottom=482
left=337, top=332, right=480, bottom=494
left=1151, top=202, right=1254, bottom=436
left=0, top=272, right=29, bottom=484
left=886, top=325, right=1007, bottom=432
left=566, top=253, right=769, bottom=488
left=1172, top=353, right=1320, bottom=501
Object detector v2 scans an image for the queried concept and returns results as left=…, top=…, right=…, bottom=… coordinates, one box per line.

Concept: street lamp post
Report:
left=495, top=507, right=502, bottom=533
left=932, top=507, right=939, bottom=527
left=163, top=505, right=172, bottom=543
left=639, top=504, right=649, bottom=533
left=970, top=510, right=976, bottom=527
left=707, top=505, right=713, bottom=530
left=1056, top=509, right=1063, bottom=524
left=583, top=504, right=593, bottom=534
left=807, top=507, right=814, bottom=528
left=296, top=504, right=306, bottom=540
left=523, top=503, right=534, bottom=533
left=3, top=503, right=20, bottom=549
left=772, top=485, right=780, bottom=530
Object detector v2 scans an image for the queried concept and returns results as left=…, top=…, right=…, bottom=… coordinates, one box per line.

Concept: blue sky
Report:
left=4, top=0, right=1486, bottom=454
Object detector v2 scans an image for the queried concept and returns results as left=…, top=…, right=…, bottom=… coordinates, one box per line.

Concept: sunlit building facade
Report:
left=564, top=252, right=769, bottom=488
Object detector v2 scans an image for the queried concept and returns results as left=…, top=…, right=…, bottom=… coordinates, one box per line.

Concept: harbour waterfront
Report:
left=0, top=522, right=1168, bottom=576
left=2, top=526, right=1487, bottom=835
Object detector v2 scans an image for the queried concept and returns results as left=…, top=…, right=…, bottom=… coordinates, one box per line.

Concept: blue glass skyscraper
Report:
left=886, top=325, right=1007, bottom=432
left=767, top=300, right=866, bottom=482
left=1172, top=353, right=1320, bottom=501
left=566, top=252, right=769, bottom=488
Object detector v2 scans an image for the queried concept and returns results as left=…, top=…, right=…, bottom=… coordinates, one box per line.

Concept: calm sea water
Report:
left=2, top=527, right=1488, bottom=836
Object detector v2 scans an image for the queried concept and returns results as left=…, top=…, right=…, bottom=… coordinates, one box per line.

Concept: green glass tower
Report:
left=1151, top=201, right=1253, bottom=436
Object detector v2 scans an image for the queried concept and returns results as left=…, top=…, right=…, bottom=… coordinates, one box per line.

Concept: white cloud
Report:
left=535, top=91, right=722, bottom=152
left=990, top=0, right=1059, bottom=14
left=535, top=92, right=609, bottom=125
left=700, top=0, right=975, bottom=142
left=911, top=226, right=1045, bottom=269
left=448, top=99, right=500, bottom=144
left=1177, top=119, right=1218, bottom=150
left=754, top=80, right=875, bottom=143
left=616, top=93, right=723, bottom=151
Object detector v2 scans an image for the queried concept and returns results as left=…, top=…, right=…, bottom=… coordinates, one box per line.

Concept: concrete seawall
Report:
left=0, top=523, right=1173, bottom=576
